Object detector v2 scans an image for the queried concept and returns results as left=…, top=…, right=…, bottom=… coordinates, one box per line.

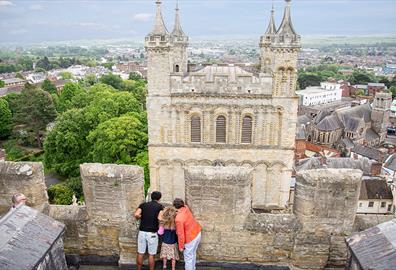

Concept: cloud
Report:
left=133, top=13, right=154, bottom=23
left=29, top=4, right=44, bottom=11
left=0, top=1, right=13, bottom=6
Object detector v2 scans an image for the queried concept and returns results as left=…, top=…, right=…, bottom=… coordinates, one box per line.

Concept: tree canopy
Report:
left=44, top=83, right=146, bottom=178
left=41, top=79, right=57, bottom=94
left=0, top=99, right=12, bottom=139
left=14, top=88, right=57, bottom=148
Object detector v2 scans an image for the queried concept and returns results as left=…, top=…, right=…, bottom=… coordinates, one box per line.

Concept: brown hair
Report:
left=173, top=198, right=185, bottom=209
left=162, top=207, right=177, bottom=229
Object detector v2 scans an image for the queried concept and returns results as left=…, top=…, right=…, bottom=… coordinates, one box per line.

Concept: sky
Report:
left=0, top=0, right=395, bottom=43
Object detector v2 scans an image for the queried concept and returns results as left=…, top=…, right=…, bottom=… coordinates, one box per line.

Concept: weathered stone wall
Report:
left=353, top=214, right=395, bottom=231
left=79, top=163, right=145, bottom=265
left=1, top=161, right=393, bottom=269
left=0, top=161, right=48, bottom=215
left=292, top=169, right=363, bottom=270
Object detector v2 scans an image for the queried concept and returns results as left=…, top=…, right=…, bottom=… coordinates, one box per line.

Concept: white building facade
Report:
left=296, top=82, right=342, bottom=106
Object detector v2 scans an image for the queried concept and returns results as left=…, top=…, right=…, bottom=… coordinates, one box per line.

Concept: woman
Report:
left=173, top=198, right=201, bottom=270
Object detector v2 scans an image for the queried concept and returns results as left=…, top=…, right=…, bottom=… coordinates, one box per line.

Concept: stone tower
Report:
left=371, top=92, right=391, bottom=141
left=146, top=0, right=300, bottom=210
left=260, top=0, right=301, bottom=97
left=170, top=1, right=189, bottom=73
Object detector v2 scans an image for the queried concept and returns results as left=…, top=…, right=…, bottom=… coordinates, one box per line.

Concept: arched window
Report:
left=191, top=116, right=201, bottom=143
left=216, top=115, right=226, bottom=143
left=241, top=116, right=253, bottom=144
left=175, top=65, right=180, bottom=72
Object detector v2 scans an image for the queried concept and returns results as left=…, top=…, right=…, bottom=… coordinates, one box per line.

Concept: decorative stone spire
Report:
left=265, top=4, right=276, bottom=35
left=276, top=0, right=297, bottom=36
left=150, top=0, right=168, bottom=35
left=171, top=0, right=185, bottom=37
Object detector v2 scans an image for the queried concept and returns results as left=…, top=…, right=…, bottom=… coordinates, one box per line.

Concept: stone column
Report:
left=292, top=168, right=362, bottom=270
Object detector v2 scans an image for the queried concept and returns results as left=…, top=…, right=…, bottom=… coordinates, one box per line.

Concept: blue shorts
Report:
left=138, top=231, right=159, bottom=255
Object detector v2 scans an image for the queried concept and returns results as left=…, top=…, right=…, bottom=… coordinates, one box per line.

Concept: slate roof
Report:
left=297, top=115, right=311, bottom=126
left=359, top=180, right=393, bottom=200
left=316, top=114, right=343, bottom=131
left=352, top=144, right=384, bottom=162
left=384, top=154, right=396, bottom=171
left=337, top=103, right=372, bottom=124
left=0, top=205, right=65, bottom=270
left=365, top=128, right=380, bottom=142
left=346, top=219, right=396, bottom=270
left=340, top=137, right=355, bottom=149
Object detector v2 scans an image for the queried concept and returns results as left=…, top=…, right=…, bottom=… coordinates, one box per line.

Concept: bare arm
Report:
left=158, top=210, right=164, bottom=223
left=134, top=208, right=142, bottom=220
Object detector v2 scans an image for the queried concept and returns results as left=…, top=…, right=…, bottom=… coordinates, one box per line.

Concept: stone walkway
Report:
left=79, top=263, right=289, bottom=270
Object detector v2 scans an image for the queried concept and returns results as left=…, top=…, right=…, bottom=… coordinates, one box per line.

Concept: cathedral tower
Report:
left=259, top=5, right=276, bottom=74
left=145, top=0, right=171, bottom=96
left=260, top=0, right=301, bottom=97
left=170, top=1, right=189, bottom=73
left=371, top=92, right=392, bottom=141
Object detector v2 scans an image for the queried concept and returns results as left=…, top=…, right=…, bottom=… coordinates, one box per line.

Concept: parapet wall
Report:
left=0, top=161, right=145, bottom=268
left=0, top=161, right=388, bottom=269
left=0, top=162, right=48, bottom=214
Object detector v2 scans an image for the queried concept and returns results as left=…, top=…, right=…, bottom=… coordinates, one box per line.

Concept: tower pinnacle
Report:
left=277, top=0, right=297, bottom=36
left=264, top=4, right=276, bottom=35
left=150, top=0, right=168, bottom=35
left=172, top=0, right=186, bottom=37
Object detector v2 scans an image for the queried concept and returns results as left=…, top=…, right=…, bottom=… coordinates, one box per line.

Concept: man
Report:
left=134, top=191, right=164, bottom=270
left=11, top=193, right=27, bottom=209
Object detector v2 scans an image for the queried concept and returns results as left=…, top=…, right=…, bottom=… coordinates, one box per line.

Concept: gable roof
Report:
left=352, top=144, right=384, bottom=162
left=0, top=205, right=65, bottom=270
left=316, top=114, right=343, bottom=131
left=359, top=179, right=393, bottom=200
left=346, top=219, right=396, bottom=269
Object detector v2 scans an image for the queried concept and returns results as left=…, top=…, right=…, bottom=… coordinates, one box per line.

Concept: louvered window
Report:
left=216, top=116, right=226, bottom=143
left=191, top=116, right=201, bottom=143
left=241, top=116, right=253, bottom=144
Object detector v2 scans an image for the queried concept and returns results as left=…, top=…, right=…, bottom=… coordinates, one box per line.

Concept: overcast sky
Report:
left=0, top=0, right=395, bottom=43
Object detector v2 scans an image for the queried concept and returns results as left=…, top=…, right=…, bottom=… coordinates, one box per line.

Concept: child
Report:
left=158, top=207, right=179, bottom=270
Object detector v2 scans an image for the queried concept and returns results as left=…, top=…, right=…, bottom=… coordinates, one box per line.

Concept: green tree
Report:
left=41, top=79, right=57, bottom=94
left=389, top=86, right=396, bottom=99
left=99, top=73, right=124, bottom=90
left=88, top=114, right=148, bottom=164
left=129, top=72, right=143, bottom=81
left=14, top=88, right=57, bottom=148
left=44, top=84, right=144, bottom=178
left=355, top=89, right=365, bottom=96
left=0, top=80, right=4, bottom=88
left=298, top=72, right=322, bottom=89
left=36, top=56, right=51, bottom=71
left=44, top=109, right=91, bottom=177
left=0, top=99, right=12, bottom=139
left=56, top=82, right=83, bottom=113
left=59, top=71, right=73, bottom=80
left=349, top=70, right=376, bottom=85
left=47, top=183, right=74, bottom=205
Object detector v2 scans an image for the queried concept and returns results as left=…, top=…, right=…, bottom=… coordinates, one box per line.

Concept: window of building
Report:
left=381, top=202, right=386, bottom=208
left=368, top=201, right=374, bottom=208
left=359, top=202, right=362, bottom=208
left=388, top=204, right=392, bottom=212
left=175, top=65, right=180, bottom=72
left=241, top=116, right=253, bottom=144
left=216, top=116, right=227, bottom=143
left=191, top=116, right=201, bottom=143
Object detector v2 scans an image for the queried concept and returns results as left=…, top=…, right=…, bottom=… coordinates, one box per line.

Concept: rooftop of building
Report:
left=346, top=219, right=396, bottom=269
left=296, top=86, right=340, bottom=95
left=359, top=179, right=393, bottom=200
left=0, top=205, right=65, bottom=270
